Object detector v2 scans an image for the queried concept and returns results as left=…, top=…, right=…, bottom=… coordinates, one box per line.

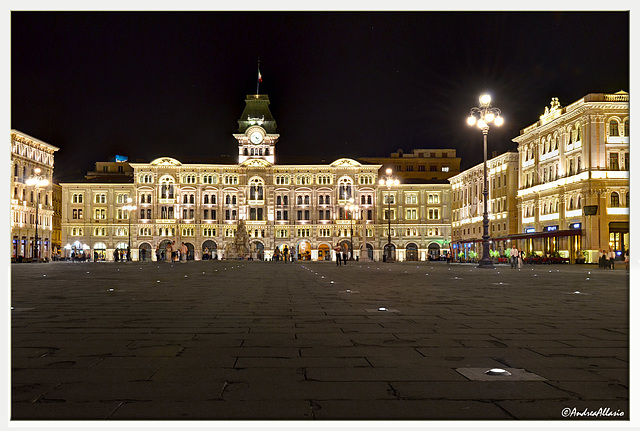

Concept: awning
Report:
left=507, top=229, right=584, bottom=240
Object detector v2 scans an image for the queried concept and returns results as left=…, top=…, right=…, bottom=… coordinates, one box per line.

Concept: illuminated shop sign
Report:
left=570, top=223, right=581, bottom=229
left=543, top=225, right=559, bottom=232
left=524, top=228, right=535, bottom=233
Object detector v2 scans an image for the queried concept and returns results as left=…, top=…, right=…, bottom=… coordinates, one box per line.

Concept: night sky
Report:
left=11, top=11, right=629, bottom=182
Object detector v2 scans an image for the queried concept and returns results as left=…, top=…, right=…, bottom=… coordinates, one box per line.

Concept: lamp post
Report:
left=26, top=168, right=49, bottom=262
left=467, top=93, right=504, bottom=269
left=123, top=197, right=137, bottom=261
left=345, top=201, right=359, bottom=260
left=379, top=168, right=399, bottom=263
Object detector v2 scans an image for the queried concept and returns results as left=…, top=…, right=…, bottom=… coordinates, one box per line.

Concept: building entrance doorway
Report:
left=406, top=243, right=419, bottom=261
left=318, top=244, right=331, bottom=261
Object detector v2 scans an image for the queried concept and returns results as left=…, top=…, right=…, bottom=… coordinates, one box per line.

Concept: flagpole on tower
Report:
left=256, top=58, right=262, bottom=95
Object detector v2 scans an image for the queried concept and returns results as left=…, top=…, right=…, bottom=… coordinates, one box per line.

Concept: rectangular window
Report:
left=147, top=209, right=152, bottom=219
left=610, top=153, right=619, bottom=170
left=204, top=209, right=209, bottom=219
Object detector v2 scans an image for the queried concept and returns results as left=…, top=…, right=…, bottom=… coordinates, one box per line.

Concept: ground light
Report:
left=485, top=368, right=511, bottom=376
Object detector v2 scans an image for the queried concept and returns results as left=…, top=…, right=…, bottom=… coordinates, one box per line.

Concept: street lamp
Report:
left=122, top=197, right=137, bottom=261
left=379, top=168, right=399, bottom=263
left=345, top=200, right=359, bottom=261
left=25, top=168, right=49, bottom=262
left=467, top=93, right=503, bottom=269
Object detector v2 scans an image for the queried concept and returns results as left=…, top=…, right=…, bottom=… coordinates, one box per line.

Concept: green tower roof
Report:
left=237, top=94, right=277, bottom=134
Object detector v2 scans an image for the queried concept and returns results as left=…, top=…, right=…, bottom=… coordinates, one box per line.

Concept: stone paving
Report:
left=10, top=259, right=629, bottom=421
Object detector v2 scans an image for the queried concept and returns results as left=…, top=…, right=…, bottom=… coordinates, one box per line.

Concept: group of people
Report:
left=155, top=242, right=190, bottom=263
left=599, top=249, right=626, bottom=269
left=112, top=247, right=131, bottom=262
left=509, top=245, right=525, bottom=269
left=272, top=245, right=291, bottom=262
left=335, top=248, right=349, bottom=266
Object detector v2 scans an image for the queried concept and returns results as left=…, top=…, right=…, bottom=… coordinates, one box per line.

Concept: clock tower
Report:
left=234, top=94, right=279, bottom=164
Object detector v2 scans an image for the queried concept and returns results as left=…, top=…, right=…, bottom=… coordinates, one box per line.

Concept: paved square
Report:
left=11, top=260, right=629, bottom=420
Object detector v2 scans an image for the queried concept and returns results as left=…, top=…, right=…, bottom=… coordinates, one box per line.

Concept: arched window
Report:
left=624, top=119, right=629, bottom=137
left=249, top=178, right=264, bottom=201
left=609, top=120, right=619, bottom=137
left=611, top=192, right=620, bottom=207
left=568, top=126, right=573, bottom=144
left=626, top=191, right=629, bottom=207
left=160, top=176, right=175, bottom=199
left=338, top=177, right=353, bottom=200
left=204, top=195, right=209, bottom=204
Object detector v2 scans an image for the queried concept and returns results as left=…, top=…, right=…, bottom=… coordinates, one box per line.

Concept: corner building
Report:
left=60, top=93, right=452, bottom=262
left=10, top=130, right=59, bottom=261
left=512, top=92, right=629, bottom=263
left=449, top=151, right=519, bottom=260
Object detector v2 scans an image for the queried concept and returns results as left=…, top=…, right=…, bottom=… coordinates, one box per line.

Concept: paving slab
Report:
left=10, top=260, right=629, bottom=421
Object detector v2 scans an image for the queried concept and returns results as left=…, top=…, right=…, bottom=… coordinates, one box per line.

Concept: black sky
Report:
left=11, top=11, right=629, bottom=181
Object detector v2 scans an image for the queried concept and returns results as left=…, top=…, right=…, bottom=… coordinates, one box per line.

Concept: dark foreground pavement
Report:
left=11, top=260, right=629, bottom=421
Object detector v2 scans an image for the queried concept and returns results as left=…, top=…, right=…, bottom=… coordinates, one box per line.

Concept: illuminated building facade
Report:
left=449, top=151, right=519, bottom=260
left=10, top=130, right=59, bottom=261
left=60, top=93, right=451, bottom=262
left=379, top=182, right=451, bottom=262
left=358, top=148, right=461, bottom=182
left=512, top=92, right=629, bottom=262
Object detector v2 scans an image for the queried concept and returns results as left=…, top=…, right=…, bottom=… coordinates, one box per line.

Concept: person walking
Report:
left=598, top=249, right=604, bottom=268
left=283, top=246, right=289, bottom=263
left=510, top=244, right=518, bottom=269
left=609, top=249, right=616, bottom=269
left=625, top=249, right=629, bottom=270
left=335, top=247, right=342, bottom=266
left=517, top=248, right=524, bottom=269
left=180, top=242, right=188, bottom=263
left=342, top=248, right=348, bottom=266
left=165, top=242, right=172, bottom=263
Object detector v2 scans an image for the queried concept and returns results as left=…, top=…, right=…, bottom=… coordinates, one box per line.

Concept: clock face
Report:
left=250, top=131, right=263, bottom=144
